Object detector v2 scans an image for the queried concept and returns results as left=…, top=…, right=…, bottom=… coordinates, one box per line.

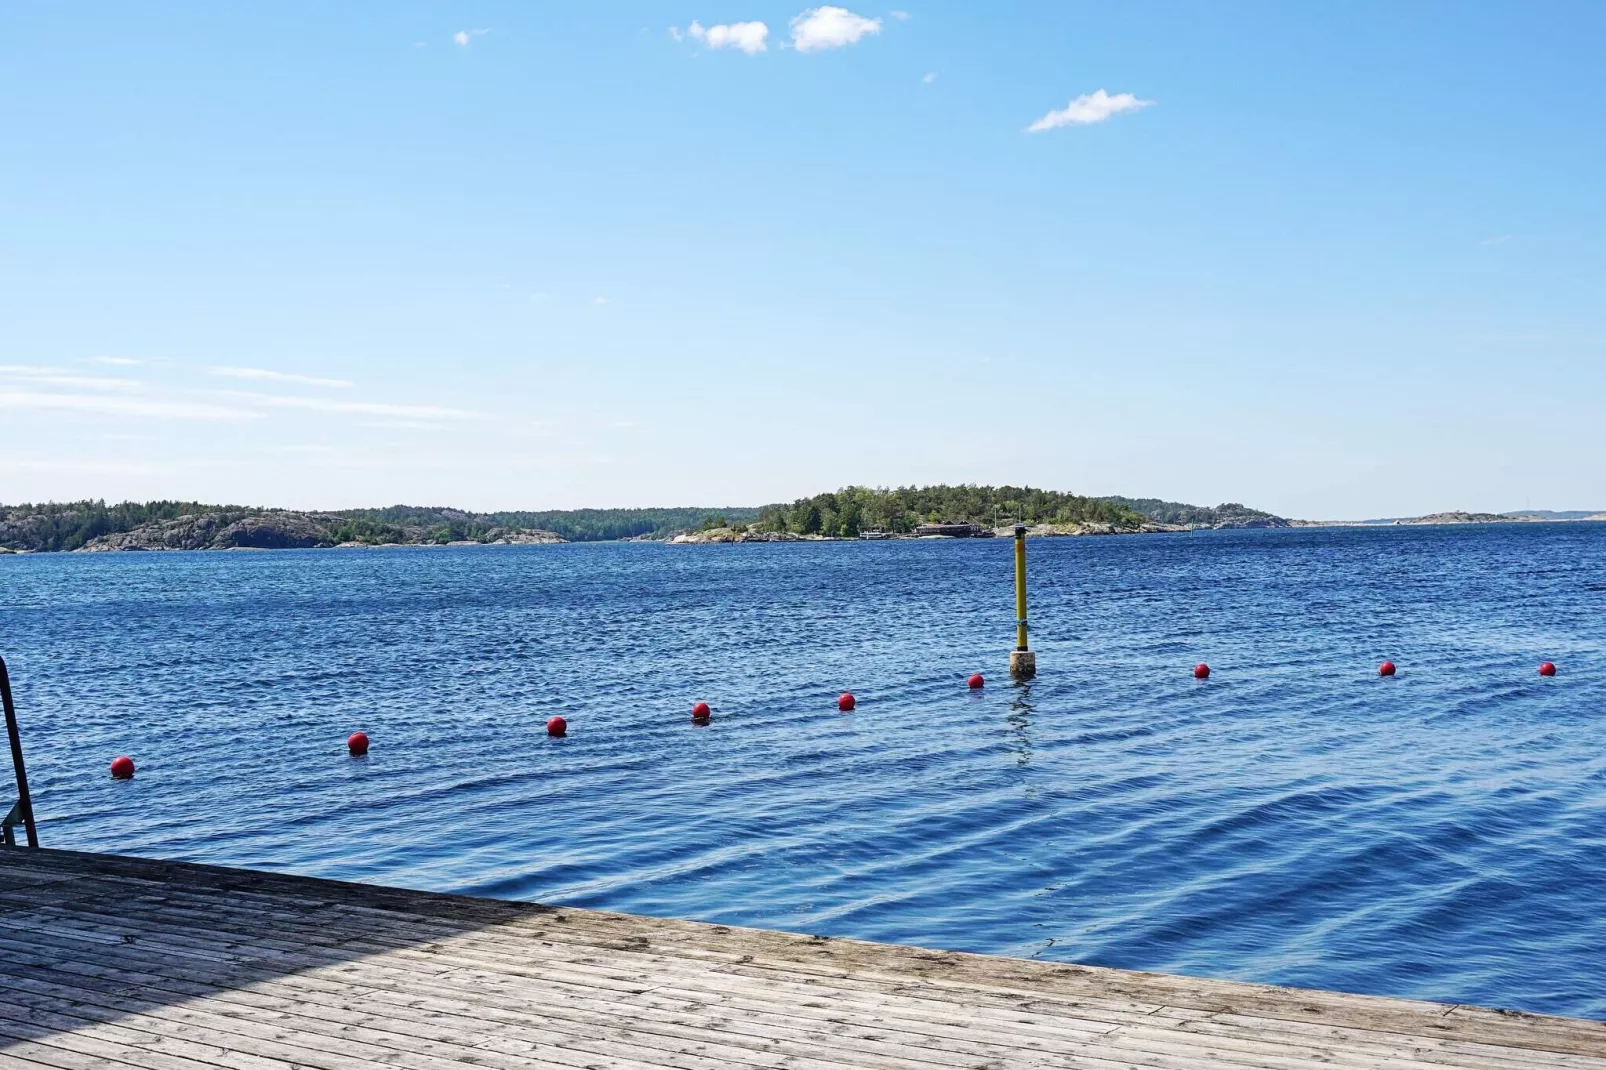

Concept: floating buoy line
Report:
left=98, top=660, right=1569, bottom=777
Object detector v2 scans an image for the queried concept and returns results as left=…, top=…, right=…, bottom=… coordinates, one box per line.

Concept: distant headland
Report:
left=0, top=490, right=1600, bottom=553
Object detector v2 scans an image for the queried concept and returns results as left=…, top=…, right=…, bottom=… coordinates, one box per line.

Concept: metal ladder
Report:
left=1, top=656, right=39, bottom=848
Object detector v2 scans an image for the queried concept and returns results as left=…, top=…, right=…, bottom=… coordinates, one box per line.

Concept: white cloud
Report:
left=0, top=365, right=141, bottom=392
left=0, top=390, right=260, bottom=421
left=668, top=26, right=683, bottom=42
left=593, top=296, right=609, bottom=305
left=922, top=71, right=936, bottom=84
left=87, top=356, right=141, bottom=366
left=27, top=375, right=140, bottom=392
left=0, top=458, right=167, bottom=476
left=359, top=420, right=448, bottom=431
left=453, top=28, right=488, bottom=46
left=1027, top=89, right=1153, bottom=132
left=217, top=391, right=481, bottom=421
left=685, top=19, right=769, bottom=54
left=790, top=6, right=881, bottom=51
left=891, top=10, right=910, bottom=20
left=207, top=366, right=354, bottom=389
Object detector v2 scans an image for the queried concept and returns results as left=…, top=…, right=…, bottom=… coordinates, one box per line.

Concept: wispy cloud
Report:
left=26, top=375, right=141, bottom=392
left=0, top=365, right=142, bottom=392
left=790, top=6, right=881, bottom=51
left=216, top=391, right=481, bottom=421
left=1027, top=89, right=1153, bottom=132
left=87, top=356, right=141, bottom=366
left=593, top=296, right=609, bottom=306
left=0, top=390, right=260, bottom=421
left=207, top=366, right=354, bottom=389
left=682, top=19, right=769, bottom=54
left=922, top=71, right=937, bottom=84
left=891, top=10, right=910, bottom=20
left=359, top=420, right=448, bottom=431
left=453, top=28, right=489, bottom=46
left=1479, top=234, right=1515, bottom=247
left=0, top=458, right=167, bottom=476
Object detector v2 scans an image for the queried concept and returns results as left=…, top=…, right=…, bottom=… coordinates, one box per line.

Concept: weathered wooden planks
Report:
left=0, top=848, right=1601, bottom=1069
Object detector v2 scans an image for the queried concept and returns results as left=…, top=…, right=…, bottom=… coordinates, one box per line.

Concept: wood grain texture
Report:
left=0, top=848, right=1601, bottom=1069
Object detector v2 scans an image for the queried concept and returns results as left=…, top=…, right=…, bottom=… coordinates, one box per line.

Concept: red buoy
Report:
left=347, top=731, right=369, bottom=756
left=967, top=673, right=985, bottom=690
left=1193, top=663, right=1210, bottom=679
left=1379, top=661, right=1396, bottom=677
left=837, top=692, right=856, bottom=712
left=546, top=716, right=568, bottom=737
left=1539, top=662, right=1557, bottom=677
left=109, top=755, right=135, bottom=779
left=691, top=701, right=712, bottom=722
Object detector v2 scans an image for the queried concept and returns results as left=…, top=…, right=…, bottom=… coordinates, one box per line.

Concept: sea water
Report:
left=2, top=524, right=1603, bottom=1016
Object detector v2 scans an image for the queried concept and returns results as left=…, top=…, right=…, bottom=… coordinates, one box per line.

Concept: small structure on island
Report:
left=913, top=521, right=988, bottom=538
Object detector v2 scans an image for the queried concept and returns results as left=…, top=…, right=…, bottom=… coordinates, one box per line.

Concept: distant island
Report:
left=1, top=491, right=1600, bottom=553
left=0, top=502, right=749, bottom=553
left=0, top=489, right=1280, bottom=553
left=1291, top=510, right=1606, bottom=529
left=679, top=487, right=1287, bottom=542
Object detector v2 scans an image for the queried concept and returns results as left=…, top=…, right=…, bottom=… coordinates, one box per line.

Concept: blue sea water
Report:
left=2, top=524, right=1604, bottom=1017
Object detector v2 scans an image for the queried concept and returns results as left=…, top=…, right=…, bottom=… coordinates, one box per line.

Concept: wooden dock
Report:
left=2, top=849, right=1603, bottom=1069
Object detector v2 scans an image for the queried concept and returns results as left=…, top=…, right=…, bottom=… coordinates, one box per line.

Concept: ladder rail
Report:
left=0, top=656, right=39, bottom=849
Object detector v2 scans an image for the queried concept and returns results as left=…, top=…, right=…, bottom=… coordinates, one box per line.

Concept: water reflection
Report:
left=1007, top=679, right=1034, bottom=765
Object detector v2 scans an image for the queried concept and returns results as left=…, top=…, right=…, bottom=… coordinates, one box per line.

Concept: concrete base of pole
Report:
left=1009, top=650, right=1037, bottom=679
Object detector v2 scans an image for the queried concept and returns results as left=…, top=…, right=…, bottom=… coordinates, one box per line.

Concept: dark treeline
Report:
left=2, top=491, right=1281, bottom=552
left=0, top=500, right=764, bottom=551
left=0, top=500, right=258, bottom=553
left=1101, top=497, right=1277, bottom=526
left=337, top=506, right=761, bottom=543
left=752, top=485, right=1145, bottom=538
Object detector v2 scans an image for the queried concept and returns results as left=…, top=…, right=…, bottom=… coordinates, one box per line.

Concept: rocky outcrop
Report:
left=668, top=528, right=804, bottom=544
left=77, top=512, right=335, bottom=551
left=71, top=512, right=566, bottom=552
left=988, top=522, right=1157, bottom=537
left=217, top=514, right=332, bottom=549
left=1397, top=512, right=1516, bottom=526
left=1214, top=514, right=1292, bottom=529
left=478, top=528, right=566, bottom=545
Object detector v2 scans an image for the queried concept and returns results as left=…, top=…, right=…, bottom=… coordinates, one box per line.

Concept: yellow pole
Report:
left=1014, top=525, right=1028, bottom=650
left=1010, top=524, right=1036, bottom=678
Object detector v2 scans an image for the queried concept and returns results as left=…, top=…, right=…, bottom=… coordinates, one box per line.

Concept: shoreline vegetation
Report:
left=1, top=491, right=1602, bottom=554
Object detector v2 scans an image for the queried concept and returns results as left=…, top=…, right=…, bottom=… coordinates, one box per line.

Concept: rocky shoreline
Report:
left=666, top=512, right=1606, bottom=544
left=1, top=510, right=566, bottom=553
left=669, top=520, right=1211, bottom=543
left=5, top=504, right=1600, bottom=554
left=1290, top=511, right=1606, bottom=528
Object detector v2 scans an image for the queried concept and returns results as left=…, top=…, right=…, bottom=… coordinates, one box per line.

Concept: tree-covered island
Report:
left=0, top=487, right=1288, bottom=553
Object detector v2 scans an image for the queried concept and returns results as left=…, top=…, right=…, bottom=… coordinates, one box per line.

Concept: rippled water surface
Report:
left=3, top=525, right=1604, bottom=1016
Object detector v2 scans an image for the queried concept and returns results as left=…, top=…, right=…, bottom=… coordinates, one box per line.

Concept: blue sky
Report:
left=3, top=2, right=1602, bottom=518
